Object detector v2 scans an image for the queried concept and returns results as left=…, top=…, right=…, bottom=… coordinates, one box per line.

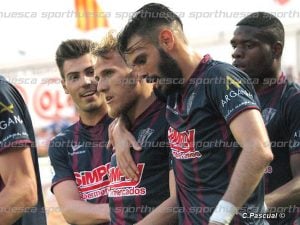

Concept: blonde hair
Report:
left=93, top=30, right=118, bottom=59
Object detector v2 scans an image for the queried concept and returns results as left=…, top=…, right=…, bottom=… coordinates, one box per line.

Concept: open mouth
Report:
left=81, top=90, right=97, bottom=97
left=233, top=62, right=246, bottom=71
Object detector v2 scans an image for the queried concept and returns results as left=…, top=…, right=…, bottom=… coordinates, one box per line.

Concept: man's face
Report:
left=95, top=51, right=139, bottom=118
left=124, top=35, right=183, bottom=96
left=61, top=53, right=105, bottom=114
left=231, top=26, right=274, bottom=81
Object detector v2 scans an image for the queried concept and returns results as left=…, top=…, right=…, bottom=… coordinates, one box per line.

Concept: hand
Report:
left=107, top=117, right=142, bottom=181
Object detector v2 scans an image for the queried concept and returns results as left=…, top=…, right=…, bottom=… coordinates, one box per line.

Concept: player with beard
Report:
left=49, top=39, right=112, bottom=225
left=108, top=3, right=274, bottom=225
left=94, top=32, right=177, bottom=225
left=231, top=12, right=300, bottom=225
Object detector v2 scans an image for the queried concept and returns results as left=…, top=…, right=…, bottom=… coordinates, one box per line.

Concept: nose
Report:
left=232, top=46, right=244, bottom=60
left=82, top=75, right=94, bottom=85
left=131, top=66, right=148, bottom=80
left=97, top=77, right=109, bottom=92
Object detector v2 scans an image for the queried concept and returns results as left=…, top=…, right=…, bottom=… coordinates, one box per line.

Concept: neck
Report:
left=127, top=88, right=156, bottom=124
left=79, top=105, right=107, bottom=126
left=173, top=44, right=202, bottom=83
left=254, top=64, right=282, bottom=92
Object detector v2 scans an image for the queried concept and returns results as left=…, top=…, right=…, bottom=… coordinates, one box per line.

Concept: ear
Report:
left=158, top=29, right=175, bottom=51
left=61, top=79, right=69, bottom=94
left=272, top=41, right=283, bottom=59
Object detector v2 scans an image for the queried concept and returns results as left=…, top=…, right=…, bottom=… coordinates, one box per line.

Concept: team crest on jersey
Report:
left=137, top=128, right=154, bottom=146
left=108, top=163, right=146, bottom=197
left=74, top=163, right=110, bottom=200
left=168, top=127, right=201, bottom=159
left=262, top=108, right=277, bottom=125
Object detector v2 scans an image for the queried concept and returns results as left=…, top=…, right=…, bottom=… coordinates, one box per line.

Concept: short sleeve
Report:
left=206, top=64, right=260, bottom=124
left=0, top=80, right=32, bottom=152
left=48, top=136, right=75, bottom=192
left=285, top=92, right=300, bottom=154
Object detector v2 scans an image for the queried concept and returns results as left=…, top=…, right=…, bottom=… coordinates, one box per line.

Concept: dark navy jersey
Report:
left=49, top=114, right=113, bottom=225
left=258, top=74, right=300, bottom=224
left=166, top=55, right=266, bottom=225
left=108, top=99, right=171, bottom=225
left=0, top=76, right=47, bottom=225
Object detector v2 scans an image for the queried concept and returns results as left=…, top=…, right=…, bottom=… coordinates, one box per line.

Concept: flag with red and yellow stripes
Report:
left=75, top=0, right=109, bottom=31
left=274, top=0, right=289, bottom=5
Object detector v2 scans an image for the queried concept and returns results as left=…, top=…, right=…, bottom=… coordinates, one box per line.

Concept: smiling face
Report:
left=95, top=50, right=140, bottom=118
left=124, top=35, right=183, bottom=96
left=231, top=26, right=275, bottom=82
left=61, top=53, right=105, bottom=115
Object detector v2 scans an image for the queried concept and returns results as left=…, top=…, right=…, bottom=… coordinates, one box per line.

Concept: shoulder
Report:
left=205, top=60, right=250, bottom=81
left=48, top=123, right=78, bottom=153
left=281, top=81, right=300, bottom=107
left=0, top=76, right=16, bottom=94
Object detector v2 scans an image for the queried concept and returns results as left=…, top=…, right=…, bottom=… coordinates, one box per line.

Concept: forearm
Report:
left=0, top=183, right=37, bottom=225
left=223, top=146, right=272, bottom=207
left=61, top=201, right=110, bottom=225
left=135, top=197, right=178, bottom=225
left=265, top=176, right=300, bottom=207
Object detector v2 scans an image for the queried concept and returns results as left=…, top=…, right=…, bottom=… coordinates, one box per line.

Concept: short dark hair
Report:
left=118, top=3, right=183, bottom=54
left=236, top=12, right=284, bottom=46
left=55, top=39, right=97, bottom=79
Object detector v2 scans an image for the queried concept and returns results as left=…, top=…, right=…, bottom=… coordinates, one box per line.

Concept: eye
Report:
left=245, top=42, right=254, bottom=49
left=103, top=69, right=114, bottom=77
left=68, top=74, right=79, bottom=81
left=134, top=54, right=147, bottom=66
left=85, top=67, right=95, bottom=76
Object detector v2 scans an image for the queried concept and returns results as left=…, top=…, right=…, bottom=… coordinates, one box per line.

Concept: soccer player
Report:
left=110, top=3, right=274, bottom=225
left=94, top=32, right=177, bottom=225
left=0, top=76, right=47, bottom=225
left=231, top=12, right=300, bottom=224
left=49, top=39, right=111, bottom=225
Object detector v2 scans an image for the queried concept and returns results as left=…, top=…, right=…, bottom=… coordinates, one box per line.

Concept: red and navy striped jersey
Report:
left=108, top=99, right=172, bottom=225
left=258, top=74, right=300, bottom=224
left=166, top=55, right=266, bottom=225
left=49, top=114, right=113, bottom=224
left=0, top=76, right=47, bottom=225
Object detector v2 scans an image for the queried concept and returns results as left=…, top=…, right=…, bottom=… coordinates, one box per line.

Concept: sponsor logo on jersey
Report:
left=262, top=108, right=277, bottom=125
left=221, top=88, right=253, bottom=108
left=293, top=130, right=300, bottom=138
left=71, top=143, right=83, bottom=152
left=0, top=115, right=24, bottom=130
left=108, top=163, right=146, bottom=197
left=0, top=102, right=14, bottom=114
left=226, top=75, right=241, bottom=91
left=68, top=143, right=86, bottom=155
left=168, top=127, right=201, bottom=159
left=74, top=163, right=110, bottom=200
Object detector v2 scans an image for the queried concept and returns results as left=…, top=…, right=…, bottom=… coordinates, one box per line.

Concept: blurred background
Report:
left=1, top=0, right=300, bottom=224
